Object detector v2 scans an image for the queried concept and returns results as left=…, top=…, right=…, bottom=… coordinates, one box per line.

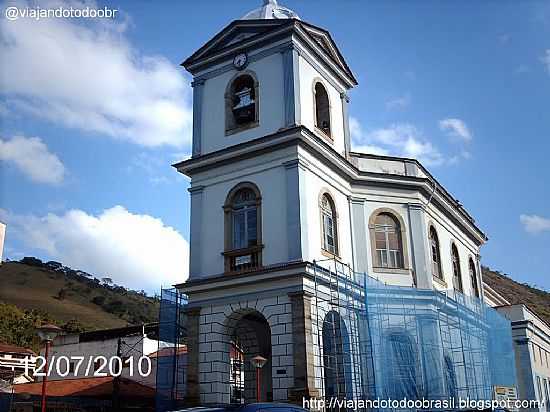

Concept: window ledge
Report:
left=225, top=121, right=259, bottom=136
left=314, top=126, right=333, bottom=142
left=372, top=266, right=410, bottom=275
left=433, top=275, right=448, bottom=287
left=221, top=244, right=264, bottom=256
left=321, top=249, right=340, bottom=260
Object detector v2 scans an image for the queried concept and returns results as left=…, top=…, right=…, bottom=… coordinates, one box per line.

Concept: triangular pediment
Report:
left=298, top=22, right=356, bottom=84
left=182, top=18, right=357, bottom=86
left=183, top=20, right=293, bottom=70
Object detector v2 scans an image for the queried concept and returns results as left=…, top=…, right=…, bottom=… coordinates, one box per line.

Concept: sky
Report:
left=1, top=0, right=549, bottom=293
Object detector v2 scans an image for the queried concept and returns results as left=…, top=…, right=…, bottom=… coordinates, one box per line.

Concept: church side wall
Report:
left=297, top=148, right=353, bottom=267
left=424, top=202, right=482, bottom=296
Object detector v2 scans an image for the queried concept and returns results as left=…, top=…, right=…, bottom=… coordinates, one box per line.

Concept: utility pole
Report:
left=112, top=337, right=122, bottom=411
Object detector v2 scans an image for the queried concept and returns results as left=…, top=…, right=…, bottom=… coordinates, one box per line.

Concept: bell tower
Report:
left=174, top=0, right=358, bottom=405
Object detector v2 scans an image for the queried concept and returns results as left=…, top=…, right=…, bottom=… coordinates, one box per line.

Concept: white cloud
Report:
left=0, top=135, right=65, bottom=184
left=350, top=117, right=444, bottom=166
left=439, top=118, right=472, bottom=142
left=386, top=94, right=411, bottom=110
left=0, top=0, right=192, bottom=148
left=0, top=206, right=189, bottom=291
left=520, top=214, right=550, bottom=234
left=542, top=50, right=550, bottom=74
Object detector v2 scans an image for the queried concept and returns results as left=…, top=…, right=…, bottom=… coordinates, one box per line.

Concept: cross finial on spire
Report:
left=263, top=0, right=278, bottom=5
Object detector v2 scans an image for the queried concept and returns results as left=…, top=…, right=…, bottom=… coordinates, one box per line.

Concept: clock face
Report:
left=233, top=53, right=248, bottom=70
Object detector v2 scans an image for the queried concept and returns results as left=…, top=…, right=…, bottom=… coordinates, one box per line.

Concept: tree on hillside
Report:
left=101, top=277, right=113, bottom=286
left=20, top=257, right=43, bottom=267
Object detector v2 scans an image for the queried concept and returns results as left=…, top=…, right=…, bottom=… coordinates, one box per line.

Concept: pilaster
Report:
left=288, top=291, right=319, bottom=402
left=191, top=79, right=205, bottom=157
left=349, top=197, right=368, bottom=274
left=188, top=186, right=204, bottom=278
left=407, top=203, right=433, bottom=289
left=284, top=159, right=309, bottom=262
left=184, top=306, right=201, bottom=406
left=282, top=46, right=301, bottom=127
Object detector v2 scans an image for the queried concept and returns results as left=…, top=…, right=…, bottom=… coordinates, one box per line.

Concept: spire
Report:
left=241, top=0, right=300, bottom=20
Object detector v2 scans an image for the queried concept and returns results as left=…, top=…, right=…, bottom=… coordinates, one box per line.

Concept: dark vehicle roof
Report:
left=170, top=403, right=308, bottom=412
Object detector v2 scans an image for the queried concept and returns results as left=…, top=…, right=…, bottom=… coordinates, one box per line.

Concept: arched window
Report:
left=373, top=213, right=404, bottom=268
left=322, top=312, right=353, bottom=404
left=469, top=258, right=480, bottom=298
left=320, top=193, right=338, bottom=255
left=451, top=244, right=463, bottom=292
left=225, top=73, right=258, bottom=133
left=224, top=183, right=262, bottom=272
left=429, top=226, right=443, bottom=280
left=385, top=332, right=419, bottom=400
left=314, top=82, right=331, bottom=137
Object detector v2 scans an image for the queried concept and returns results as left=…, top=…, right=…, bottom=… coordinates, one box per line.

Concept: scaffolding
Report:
left=155, top=288, right=188, bottom=412
left=156, top=259, right=517, bottom=411
left=309, top=258, right=517, bottom=410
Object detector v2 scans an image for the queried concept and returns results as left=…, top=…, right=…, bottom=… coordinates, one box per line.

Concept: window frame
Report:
left=368, top=209, right=408, bottom=272
left=223, top=182, right=263, bottom=273
left=225, top=71, right=260, bottom=136
left=468, top=257, right=480, bottom=298
left=384, top=330, right=419, bottom=400
left=319, top=192, right=339, bottom=257
left=429, top=226, right=444, bottom=281
left=451, top=243, right=463, bottom=292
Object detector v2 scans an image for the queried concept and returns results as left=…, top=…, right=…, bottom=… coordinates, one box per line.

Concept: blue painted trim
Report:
left=282, top=48, right=295, bottom=127
left=407, top=203, right=432, bottom=290
left=188, top=185, right=204, bottom=278
left=284, top=159, right=303, bottom=261
left=191, top=80, right=205, bottom=157
left=292, top=47, right=301, bottom=126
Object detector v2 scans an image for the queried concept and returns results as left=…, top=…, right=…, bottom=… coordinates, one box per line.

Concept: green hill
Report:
left=482, top=266, right=550, bottom=325
left=0, top=259, right=160, bottom=350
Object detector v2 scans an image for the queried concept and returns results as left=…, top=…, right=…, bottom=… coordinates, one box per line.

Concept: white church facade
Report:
left=173, top=0, right=515, bottom=407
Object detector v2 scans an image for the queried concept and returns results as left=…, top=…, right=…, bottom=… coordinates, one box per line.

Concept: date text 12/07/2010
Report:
left=29, top=355, right=152, bottom=378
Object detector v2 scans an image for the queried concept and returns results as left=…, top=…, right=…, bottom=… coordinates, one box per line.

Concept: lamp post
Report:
left=36, top=324, right=61, bottom=412
left=250, top=355, right=267, bottom=403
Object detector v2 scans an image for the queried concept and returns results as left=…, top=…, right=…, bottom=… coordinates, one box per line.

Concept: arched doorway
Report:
left=323, top=311, right=353, bottom=402
left=226, top=309, right=272, bottom=404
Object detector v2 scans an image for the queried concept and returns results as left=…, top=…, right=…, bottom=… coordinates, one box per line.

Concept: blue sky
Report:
left=1, top=0, right=549, bottom=292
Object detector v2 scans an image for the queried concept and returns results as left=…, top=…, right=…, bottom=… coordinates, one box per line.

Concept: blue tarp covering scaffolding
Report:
left=155, top=260, right=517, bottom=411
left=155, top=288, right=187, bottom=412
left=360, top=278, right=516, bottom=407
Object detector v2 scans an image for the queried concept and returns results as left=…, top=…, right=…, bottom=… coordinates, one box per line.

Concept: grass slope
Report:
left=0, top=261, right=159, bottom=331
left=483, top=266, right=550, bottom=325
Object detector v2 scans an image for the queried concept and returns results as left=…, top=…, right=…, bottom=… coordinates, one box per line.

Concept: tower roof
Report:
left=241, top=0, right=300, bottom=20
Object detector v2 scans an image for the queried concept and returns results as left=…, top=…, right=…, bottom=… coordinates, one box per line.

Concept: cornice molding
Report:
left=173, top=125, right=487, bottom=245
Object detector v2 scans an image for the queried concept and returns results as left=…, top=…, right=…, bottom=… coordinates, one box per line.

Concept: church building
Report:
left=173, top=0, right=516, bottom=407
